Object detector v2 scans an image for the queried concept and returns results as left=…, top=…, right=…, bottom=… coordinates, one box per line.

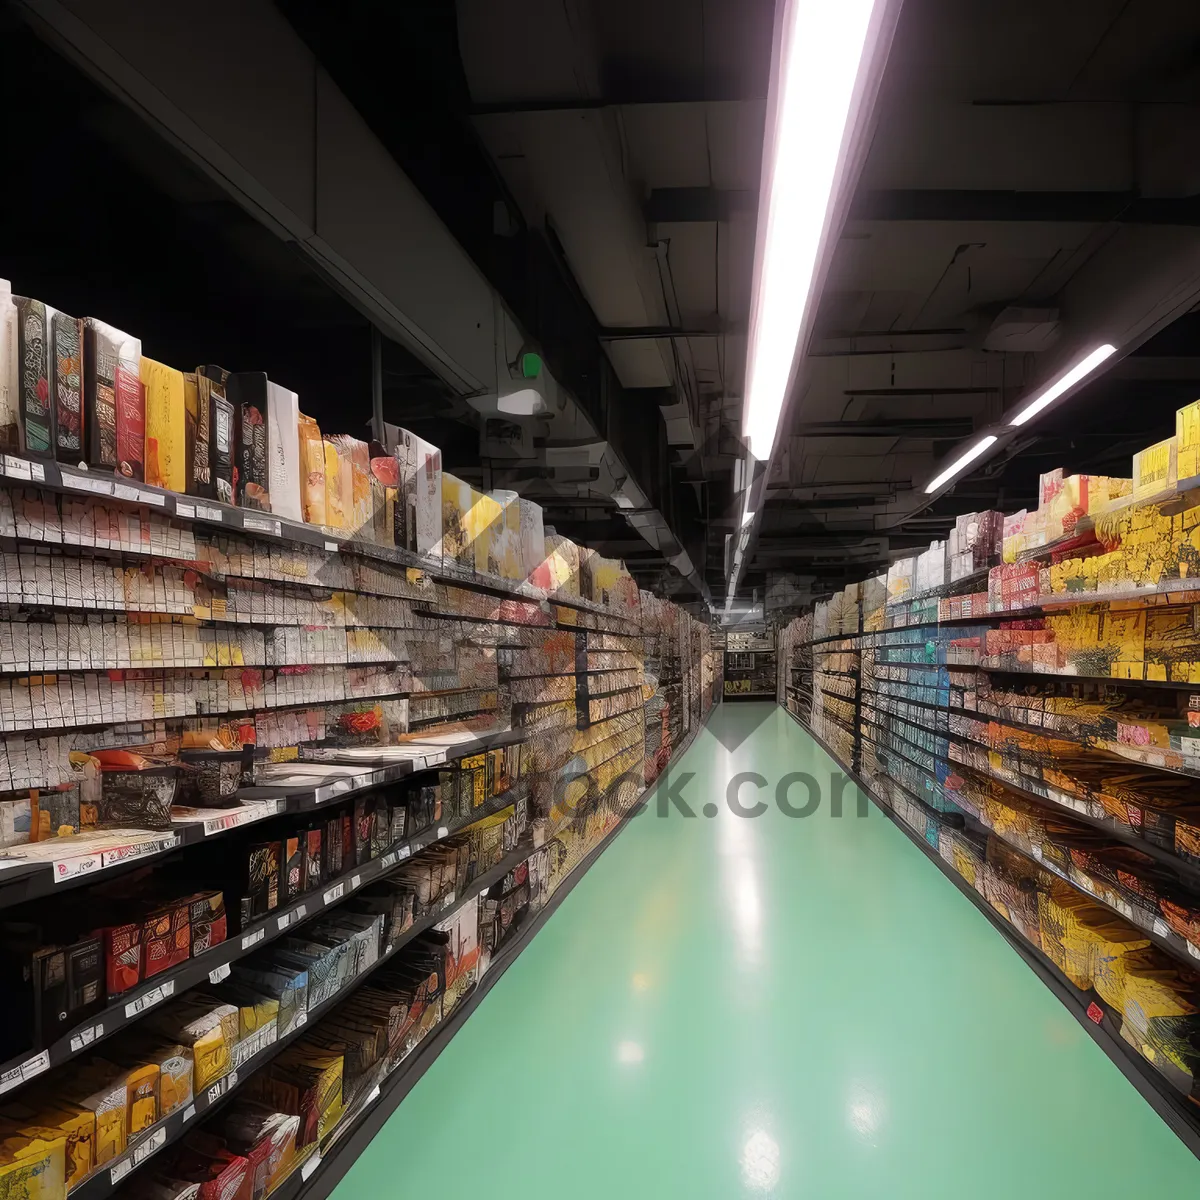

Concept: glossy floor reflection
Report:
left=331, top=704, right=1200, bottom=1198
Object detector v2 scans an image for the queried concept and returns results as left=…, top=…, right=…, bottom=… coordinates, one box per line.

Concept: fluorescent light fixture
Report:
left=1008, top=344, right=1117, bottom=427
left=924, top=435, right=998, bottom=494
left=742, top=0, right=883, bottom=462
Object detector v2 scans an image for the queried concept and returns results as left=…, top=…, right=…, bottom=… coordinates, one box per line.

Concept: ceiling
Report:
left=282, top=0, right=1200, bottom=605
left=13, top=0, right=1200, bottom=609
left=764, top=0, right=1200, bottom=600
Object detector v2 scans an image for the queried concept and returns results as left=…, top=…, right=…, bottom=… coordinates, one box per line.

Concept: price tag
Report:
left=1188, top=941, right=1200, bottom=961
left=0, top=1050, right=50, bottom=1095
left=301, top=1154, right=322, bottom=1182
left=295, top=904, right=307, bottom=920
left=324, top=541, right=339, bottom=552
left=124, top=979, right=175, bottom=1018
left=351, top=874, right=361, bottom=890
left=241, top=928, right=266, bottom=950
left=69, top=1023, right=104, bottom=1053
left=141, top=489, right=166, bottom=506
left=63, top=470, right=114, bottom=495
left=323, top=882, right=344, bottom=905
left=3, top=455, right=31, bottom=480
left=183, top=1105, right=196, bottom=1123
left=398, top=846, right=411, bottom=860
left=207, top=1080, right=225, bottom=1104
left=195, top=504, right=223, bottom=522
left=243, top=515, right=282, bottom=537
left=53, top=854, right=100, bottom=882
left=381, top=852, right=398, bottom=869
left=277, top=912, right=293, bottom=931
left=113, top=482, right=140, bottom=502
left=29, top=462, right=44, bottom=482
left=175, top=502, right=195, bottom=519
left=132, top=1127, right=167, bottom=1166
left=1153, top=917, right=1171, bottom=939
left=208, top=963, right=232, bottom=985
left=436, top=825, right=449, bottom=839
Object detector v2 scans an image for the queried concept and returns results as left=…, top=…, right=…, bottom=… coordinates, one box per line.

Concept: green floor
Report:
left=332, top=703, right=1200, bottom=1197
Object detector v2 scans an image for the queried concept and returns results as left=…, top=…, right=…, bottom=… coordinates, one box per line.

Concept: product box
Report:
left=323, top=437, right=350, bottom=531
left=519, top=498, right=547, bottom=587
left=185, top=373, right=214, bottom=499
left=141, top=356, right=187, bottom=493
left=83, top=319, right=126, bottom=471
left=0, top=1132, right=65, bottom=1200
left=99, top=921, right=143, bottom=997
left=298, top=414, right=325, bottom=526
left=1178, top=399, right=1200, bottom=481
left=266, top=382, right=302, bottom=523
left=149, top=997, right=240, bottom=1092
left=1133, top=436, right=1178, bottom=500
left=242, top=842, right=282, bottom=924
left=441, top=474, right=473, bottom=571
left=141, top=898, right=191, bottom=980
left=15, top=297, right=53, bottom=458
left=230, top=961, right=308, bottom=1039
left=282, top=834, right=304, bottom=905
left=62, top=1067, right=128, bottom=1166
left=199, top=367, right=235, bottom=504
left=409, top=430, right=442, bottom=558
left=226, top=372, right=271, bottom=510
left=50, top=309, right=84, bottom=465
left=116, top=339, right=145, bottom=481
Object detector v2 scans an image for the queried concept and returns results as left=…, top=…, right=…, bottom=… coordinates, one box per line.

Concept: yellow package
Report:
left=0, top=1103, right=93, bottom=1192
left=441, top=474, right=473, bottom=570
left=0, top=1133, right=65, bottom=1200
left=470, top=489, right=502, bottom=577
left=488, top=490, right=522, bottom=581
left=61, top=1072, right=126, bottom=1168
left=323, top=438, right=349, bottom=530
left=1133, top=436, right=1178, bottom=500
left=135, top=1042, right=193, bottom=1118
left=93, top=1061, right=159, bottom=1138
left=298, top=414, right=326, bottom=526
left=140, top=356, right=187, bottom=493
left=1177, top=399, right=1200, bottom=480
left=150, top=1000, right=239, bottom=1092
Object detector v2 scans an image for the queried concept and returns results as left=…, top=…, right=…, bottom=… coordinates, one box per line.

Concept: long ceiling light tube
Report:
left=741, top=0, right=885, bottom=464
left=1008, top=343, right=1118, bottom=427
left=923, top=435, right=998, bottom=494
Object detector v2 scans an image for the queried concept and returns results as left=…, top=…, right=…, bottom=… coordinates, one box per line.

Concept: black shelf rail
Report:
left=0, top=454, right=639, bottom=625
left=0, top=780, right=529, bottom=1094
left=0, top=729, right=525, bottom=909
left=66, top=835, right=538, bottom=1200
left=784, top=705, right=1200, bottom=1162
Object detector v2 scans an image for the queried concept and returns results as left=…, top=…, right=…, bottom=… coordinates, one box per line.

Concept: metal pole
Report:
left=370, top=325, right=384, bottom=443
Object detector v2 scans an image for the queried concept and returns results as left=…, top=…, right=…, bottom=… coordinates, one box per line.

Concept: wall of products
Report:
left=0, top=281, right=716, bottom=1200
left=779, top=395, right=1200, bottom=1138
left=722, top=631, right=776, bottom=699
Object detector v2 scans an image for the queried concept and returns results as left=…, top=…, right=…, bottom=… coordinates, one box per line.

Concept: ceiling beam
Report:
left=644, top=187, right=758, bottom=222
left=850, top=189, right=1200, bottom=224
left=794, top=419, right=975, bottom=437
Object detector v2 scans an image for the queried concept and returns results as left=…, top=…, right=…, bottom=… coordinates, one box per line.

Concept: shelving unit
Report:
left=0, top=418, right=714, bottom=1200
left=778, top=437, right=1200, bottom=1152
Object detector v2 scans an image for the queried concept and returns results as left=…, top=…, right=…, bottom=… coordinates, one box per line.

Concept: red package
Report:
left=99, top=921, right=143, bottom=996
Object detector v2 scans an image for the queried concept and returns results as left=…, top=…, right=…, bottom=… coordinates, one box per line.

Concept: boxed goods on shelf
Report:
left=0, top=273, right=720, bottom=1200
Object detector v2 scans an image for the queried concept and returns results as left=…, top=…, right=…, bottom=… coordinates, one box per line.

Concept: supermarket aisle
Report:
left=332, top=704, right=1200, bottom=1198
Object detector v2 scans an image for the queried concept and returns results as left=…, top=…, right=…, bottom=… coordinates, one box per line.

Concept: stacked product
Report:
left=0, top=280, right=715, bottom=1200
left=780, top=392, right=1200, bottom=1133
